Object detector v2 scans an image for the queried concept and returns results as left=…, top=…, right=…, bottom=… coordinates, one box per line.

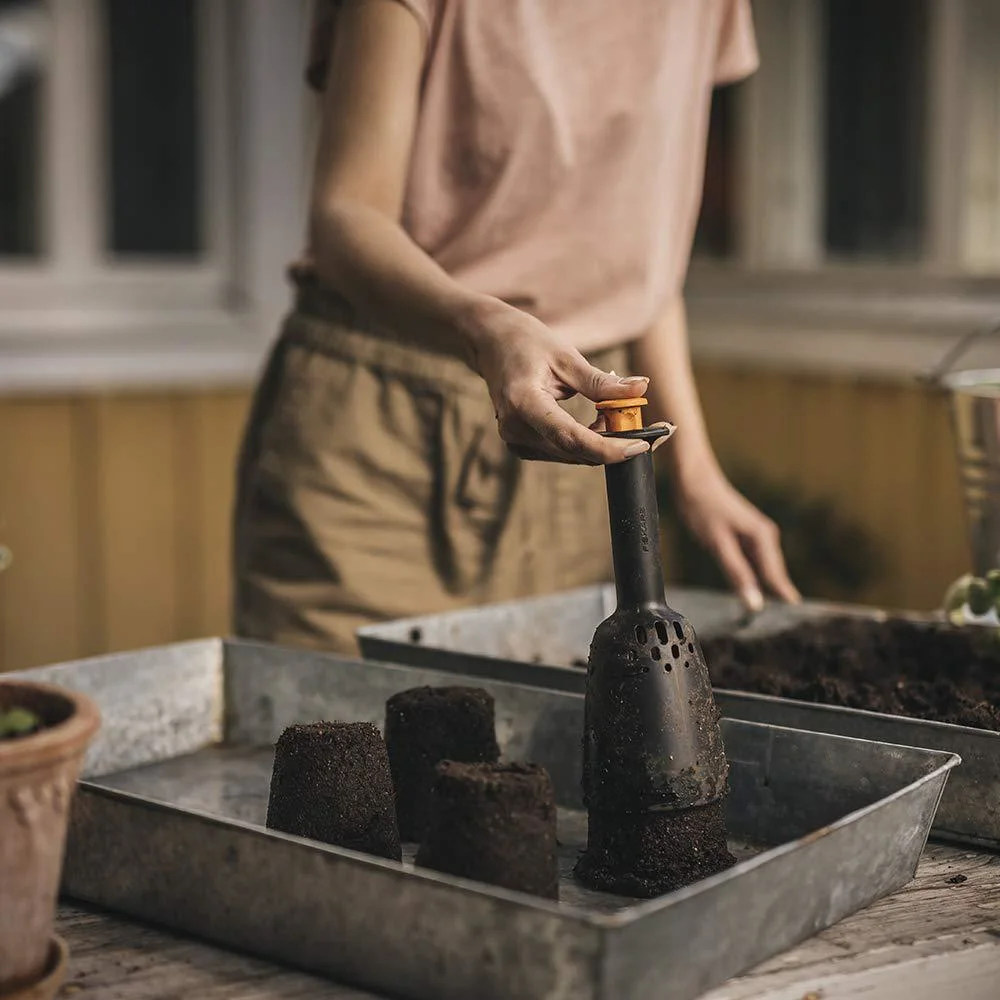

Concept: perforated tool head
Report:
left=583, top=394, right=728, bottom=815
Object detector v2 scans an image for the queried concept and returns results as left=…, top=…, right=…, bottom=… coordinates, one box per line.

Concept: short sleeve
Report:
left=713, top=0, right=759, bottom=85
left=305, top=0, right=436, bottom=91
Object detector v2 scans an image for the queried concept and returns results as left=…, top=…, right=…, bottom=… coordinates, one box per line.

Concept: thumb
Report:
left=565, top=354, right=649, bottom=402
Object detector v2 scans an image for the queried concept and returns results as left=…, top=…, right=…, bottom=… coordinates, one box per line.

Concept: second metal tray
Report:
left=16, top=638, right=955, bottom=1000
left=358, top=584, right=1000, bottom=849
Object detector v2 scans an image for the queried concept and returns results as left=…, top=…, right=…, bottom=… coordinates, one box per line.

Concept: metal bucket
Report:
left=930, top=323, right=1000, bottom=574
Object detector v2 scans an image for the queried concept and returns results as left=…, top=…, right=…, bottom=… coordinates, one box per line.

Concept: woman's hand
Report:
left=463, top=298, right=652, bottom=465
left=674, top=462, right=801, bottom=612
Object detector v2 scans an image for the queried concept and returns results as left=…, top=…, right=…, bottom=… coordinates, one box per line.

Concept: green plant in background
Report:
left=659, top=469, right=884, bottom=601
left=942, top=570, right=1000, bottom=625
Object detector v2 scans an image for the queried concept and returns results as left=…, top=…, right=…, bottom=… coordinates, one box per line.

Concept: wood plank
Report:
left=923, top=391, right=969, bottom=605
left=890, top=384, right=933, bottom=611
left=92, top=396, right=181, bottom=653
left=192, top=391, right=250, bottom=637
left=0, top=398, right=84, bottom=671
left=56, top=906, right=374, bottom=999
left=73, top=398, right=107, bottom=659
left=172, top=396, right=206, bottom=641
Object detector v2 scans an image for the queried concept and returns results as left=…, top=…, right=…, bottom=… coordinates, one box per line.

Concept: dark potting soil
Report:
left=415, top=761, right=559, bottom=899
left=702, top=616, right=1000, bottom=731
left=574, top=800, right=735, bottom=899
left=266, top=721, right=402, bottom=860
left=385, top=685, right=500, bottom=841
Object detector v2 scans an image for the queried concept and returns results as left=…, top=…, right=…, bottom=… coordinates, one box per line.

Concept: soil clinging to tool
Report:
left=574, top=800, right=736, bottom=898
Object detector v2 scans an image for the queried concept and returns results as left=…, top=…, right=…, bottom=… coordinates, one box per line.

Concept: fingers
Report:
left=708, top=529, right=765, bottom=613
left=649, top=421, right=677, bottom=452
left=501, top=390, right=649, bottom=464
left=744, top=518, right=802, bottom=604
left=561, top=352, right=649, bottom=403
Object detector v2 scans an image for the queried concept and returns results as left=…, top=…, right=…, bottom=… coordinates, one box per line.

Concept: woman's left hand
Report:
left=673, top=463, right=801, bottom=612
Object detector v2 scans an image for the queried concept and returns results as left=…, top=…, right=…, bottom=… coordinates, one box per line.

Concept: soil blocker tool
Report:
left=575, top=397, right=735, bottom=897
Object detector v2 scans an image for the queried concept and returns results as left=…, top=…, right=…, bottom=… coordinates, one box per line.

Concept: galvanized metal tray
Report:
left=16, top=638, right=955, bottom=1000
left=358, top=584, right=1000, bottom=849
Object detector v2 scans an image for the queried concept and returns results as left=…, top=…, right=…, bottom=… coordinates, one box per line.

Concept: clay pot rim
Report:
left=0, top=935, right=69, bottom=1000
left=0, top=680, right=100, bottom=774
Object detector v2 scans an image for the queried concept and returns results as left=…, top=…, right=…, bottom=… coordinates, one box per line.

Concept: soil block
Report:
left=415, top=761, right=558, bottom=899
left=266, top=721, right=401, bottom=861
left=385, top=685, right=500, bottom=841
left=703, top=616, right=1000, bottom=731
left=574, top=800, right=736, bottom=899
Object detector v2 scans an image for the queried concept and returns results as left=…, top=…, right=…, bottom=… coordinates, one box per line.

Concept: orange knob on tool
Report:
left=595, top=397, right=647, bottom=434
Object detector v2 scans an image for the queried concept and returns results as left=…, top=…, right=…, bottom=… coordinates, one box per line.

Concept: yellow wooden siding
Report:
left=0, top=390, right=250, bottom=672
left=0, top=369, right=970, bottom=672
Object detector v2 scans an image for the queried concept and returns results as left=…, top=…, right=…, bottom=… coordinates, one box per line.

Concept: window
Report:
left=0, top=0, right=310, bottom=390
left=0, top=0, right=43, bottom=256
left=691, top=0, right=1000, bottom=275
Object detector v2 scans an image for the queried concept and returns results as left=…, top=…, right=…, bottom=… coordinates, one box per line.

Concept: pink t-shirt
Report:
left=300, top=0, right=758, bottom=353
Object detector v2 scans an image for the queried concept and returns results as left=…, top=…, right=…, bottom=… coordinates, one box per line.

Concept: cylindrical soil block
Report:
left=415, top=761, right=558, bottom=899
left=384, top=686, right=500, bottom=840
left=266, top=721, right=401, bottom=861
left=574, top=800, right=735, bottom=898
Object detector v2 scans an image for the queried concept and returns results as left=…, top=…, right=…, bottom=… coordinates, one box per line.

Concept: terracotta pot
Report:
left=0, top=681, right=99, bottom=996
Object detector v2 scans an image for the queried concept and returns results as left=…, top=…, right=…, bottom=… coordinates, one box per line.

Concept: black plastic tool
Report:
left=575, top=397, right=732, bottom=896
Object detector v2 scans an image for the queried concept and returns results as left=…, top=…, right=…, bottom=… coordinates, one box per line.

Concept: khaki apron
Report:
left=232, top=284, right=625, bottom=654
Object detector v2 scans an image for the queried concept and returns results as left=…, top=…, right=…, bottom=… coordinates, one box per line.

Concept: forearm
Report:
left=629, top=296, right=722, bottom=485
left=312, top=198, right=496, bottom=365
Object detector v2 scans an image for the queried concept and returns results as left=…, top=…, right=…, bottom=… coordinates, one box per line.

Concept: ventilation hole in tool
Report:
left=664, top=662, right=672, bottom=672
left=651, top=646, right=660, bottom=660
left=671, top=644, right=680, bottom=659
left=673, top=621, right=684, bottom=641
left=687, top=642, right=694, bottom=653
left=409, top=627, right=423, bottom=644
left=684, top=661, right=690, bottom=669
left=635, top=625, right=648, bottom=645
left=655, top=621, right=669, bottom=644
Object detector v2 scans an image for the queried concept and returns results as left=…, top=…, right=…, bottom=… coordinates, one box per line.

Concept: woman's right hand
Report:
left=461, top=297, right=652, bottom=465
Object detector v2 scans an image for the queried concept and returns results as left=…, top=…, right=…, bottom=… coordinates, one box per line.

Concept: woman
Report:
left=233, top=0, right=800, bottom=654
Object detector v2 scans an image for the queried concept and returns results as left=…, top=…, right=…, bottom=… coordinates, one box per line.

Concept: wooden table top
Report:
left=56, top=843, right=1000, bottom=1000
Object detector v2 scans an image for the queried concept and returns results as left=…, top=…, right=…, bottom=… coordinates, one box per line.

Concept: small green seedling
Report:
left=942, top=569, right=1000, bottom=631
left=0, top=707, right=41, bottom=739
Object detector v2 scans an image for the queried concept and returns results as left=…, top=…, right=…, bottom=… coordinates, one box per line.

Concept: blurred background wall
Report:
left=2, top=0, right=1000, bottom=671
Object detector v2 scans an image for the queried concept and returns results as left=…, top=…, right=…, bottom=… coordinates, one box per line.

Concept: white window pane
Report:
left=104, top=0, right=200, bottom=256
left=0, top=0, right=45, bottom=256
left=823, top=0, right=929, bottom=261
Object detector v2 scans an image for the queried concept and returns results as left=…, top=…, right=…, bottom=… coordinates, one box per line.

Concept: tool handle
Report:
left=595, top=396, right=647, bottom=432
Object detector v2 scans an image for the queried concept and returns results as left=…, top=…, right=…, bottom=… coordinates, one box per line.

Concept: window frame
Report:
left=686, top=0, right=1000, bottom=376
left=0, top=0, right=311, bottom=391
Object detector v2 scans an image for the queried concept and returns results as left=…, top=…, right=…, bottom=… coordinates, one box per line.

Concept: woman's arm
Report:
left=631, top=297, right=800, bottom=610
left=307, top=0, right=650, bottom=465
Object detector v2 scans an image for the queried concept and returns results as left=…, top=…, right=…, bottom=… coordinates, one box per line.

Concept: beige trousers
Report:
left=232, top=286, right=625, bottom=655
